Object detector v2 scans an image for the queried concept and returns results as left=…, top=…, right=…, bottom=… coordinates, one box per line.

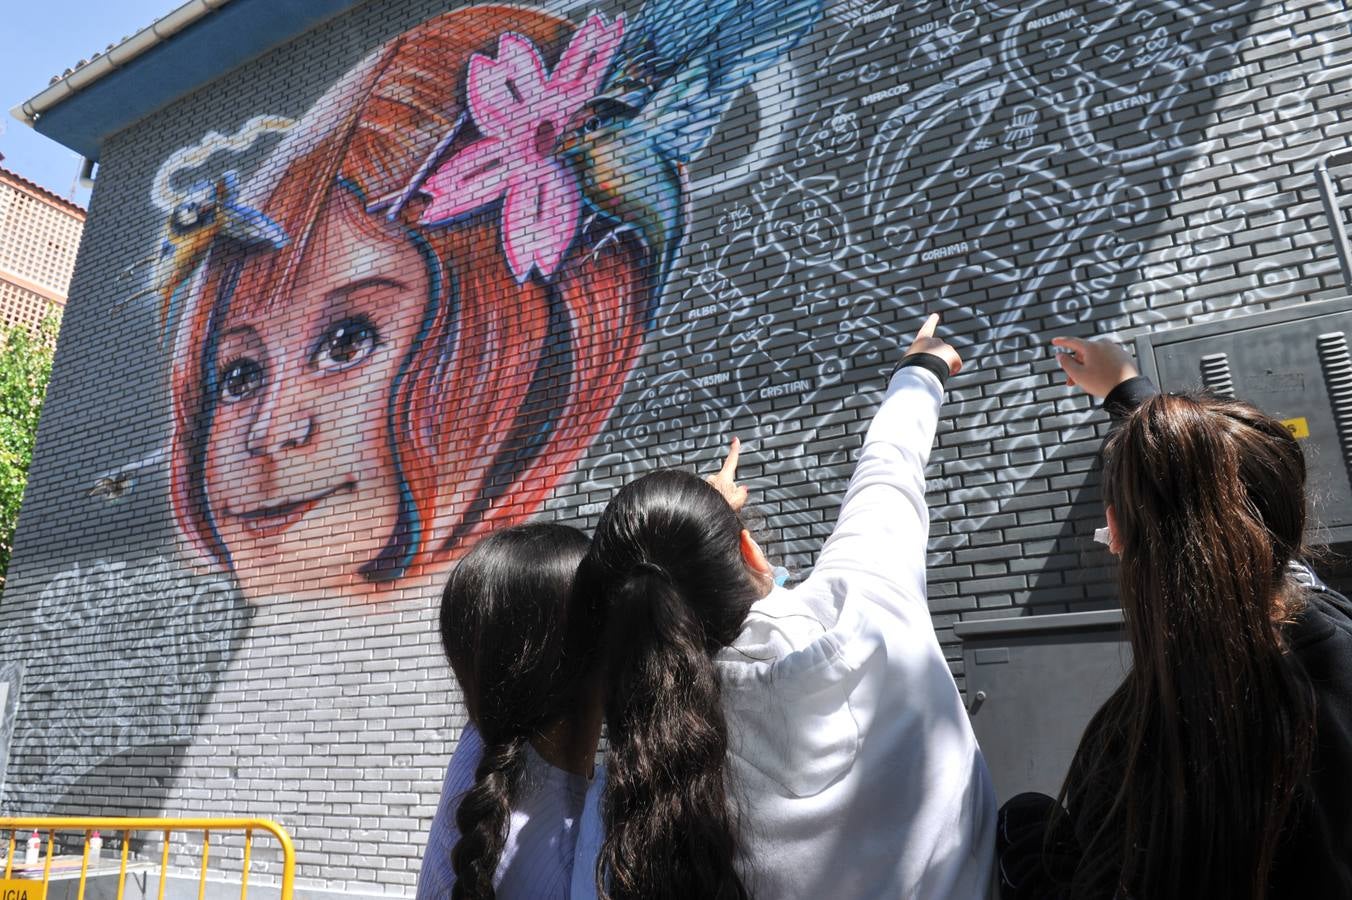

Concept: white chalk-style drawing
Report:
left=577, top=0, right=1265, bottom=568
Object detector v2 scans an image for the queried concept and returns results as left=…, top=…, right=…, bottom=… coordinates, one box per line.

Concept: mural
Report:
left=151, top=0, right=824, bottom=601
left=6, top=0, right=1349, bottom=885
left=3, top=557, right=247, bottom=808
left=3, top=0, right=828, bottom=813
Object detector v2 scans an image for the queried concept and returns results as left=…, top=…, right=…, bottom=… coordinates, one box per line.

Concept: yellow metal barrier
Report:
left=0, top=817, right=295, bottom=900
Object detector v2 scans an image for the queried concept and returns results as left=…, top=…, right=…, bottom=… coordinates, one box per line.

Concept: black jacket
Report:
left=998, top=377, right=1352, bottom=899
left=1268, top=565, right=1352, bottom=898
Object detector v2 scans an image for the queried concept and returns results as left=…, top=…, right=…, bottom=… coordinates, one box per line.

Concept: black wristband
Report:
left=1102, top=375, right=1157, bottom=422
left=896, top=352, right=951, bottom=387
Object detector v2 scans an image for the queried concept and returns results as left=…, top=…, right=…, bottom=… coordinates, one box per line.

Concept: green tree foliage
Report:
left=0, top=313, right=58, bottom=590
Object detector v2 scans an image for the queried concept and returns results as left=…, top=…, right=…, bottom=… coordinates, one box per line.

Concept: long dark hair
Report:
left=580, top=469, right=759, bottom=900
left=439, top=523, right=592, bottom=900
left=1065, top=393, right=1317, bottom=899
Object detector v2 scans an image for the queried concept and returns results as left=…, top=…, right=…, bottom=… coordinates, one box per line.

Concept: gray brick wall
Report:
left=2, top=0, right=1351, bottom=893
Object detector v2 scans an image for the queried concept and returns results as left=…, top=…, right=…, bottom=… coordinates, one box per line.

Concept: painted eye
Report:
left=219, top=358, right=263, bottom=403
left=584, top=115, right=603, bottom=133
left=173, top=203, right=199, bottom=228
left=312, top=317, right=380, bottom=371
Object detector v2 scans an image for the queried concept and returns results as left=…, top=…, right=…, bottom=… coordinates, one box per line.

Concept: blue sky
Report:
left=2, top=0, right=177, bottom=207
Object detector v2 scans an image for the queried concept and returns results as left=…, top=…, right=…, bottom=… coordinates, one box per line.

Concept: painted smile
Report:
left=227, top=481, right=356, bottom=538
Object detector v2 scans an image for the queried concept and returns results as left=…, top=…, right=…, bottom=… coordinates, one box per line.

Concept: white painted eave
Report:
left=9, top=0, right=233, bottom=127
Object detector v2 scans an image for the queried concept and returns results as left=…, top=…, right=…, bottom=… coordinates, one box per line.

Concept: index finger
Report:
left=916, top=313, right=940, bottom=340
left=718, top=436, right=742, bottom=478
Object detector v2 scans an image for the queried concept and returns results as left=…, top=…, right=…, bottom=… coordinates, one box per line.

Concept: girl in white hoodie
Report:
left=572, top=315, right=995, bottom=899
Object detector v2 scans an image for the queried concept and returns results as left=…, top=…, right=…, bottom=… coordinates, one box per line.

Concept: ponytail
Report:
left=439, top=524, right=593, bottom=900
left=583, top=470, right=761, bottom=900
left=452, top=736, right=529, bottom=899
left=601, top=569, right=746, bottom=900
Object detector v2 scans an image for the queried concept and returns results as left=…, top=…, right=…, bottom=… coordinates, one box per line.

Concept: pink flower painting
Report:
left=421, top=13, right=624, bottom=282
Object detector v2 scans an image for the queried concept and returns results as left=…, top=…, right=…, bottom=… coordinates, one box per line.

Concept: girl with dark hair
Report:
left=997, top=337, right=1352, bottom=899
left=571, top=315, right=996, bottom=900
left=416, top=523, right=601, bottom=900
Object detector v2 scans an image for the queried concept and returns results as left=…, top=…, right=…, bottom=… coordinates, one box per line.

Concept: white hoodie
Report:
left=571, top=365, right=995, bottom=899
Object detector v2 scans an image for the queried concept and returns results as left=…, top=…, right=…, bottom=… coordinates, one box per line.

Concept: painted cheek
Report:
left=204, top=410, right=247, bottom=489
left=203, top=459, right=243, bottom=547
left=359, top=359, right=404, bottom=496
left=211, top=397, right=273, bottom=512
left=315, top=366, right=382, bottom=474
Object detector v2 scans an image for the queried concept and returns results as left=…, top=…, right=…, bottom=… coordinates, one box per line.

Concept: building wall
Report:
left=2, top=0, right=1351, bottom=893
left=0, top=171, right=83, bottom=329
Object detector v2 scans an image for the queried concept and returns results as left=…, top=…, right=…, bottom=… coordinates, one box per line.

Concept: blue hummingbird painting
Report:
left=561, top=0, right=825, bottom=301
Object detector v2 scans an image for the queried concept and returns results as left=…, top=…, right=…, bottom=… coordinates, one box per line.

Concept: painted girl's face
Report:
left=204, top=193, right=429, bottom=599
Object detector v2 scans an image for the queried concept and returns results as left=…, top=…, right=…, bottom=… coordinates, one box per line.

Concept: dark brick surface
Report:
left=2, top=0, right=1351, bottom=892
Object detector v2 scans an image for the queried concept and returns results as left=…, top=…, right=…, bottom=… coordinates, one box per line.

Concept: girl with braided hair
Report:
left=417, top=523, right=600, bottom=899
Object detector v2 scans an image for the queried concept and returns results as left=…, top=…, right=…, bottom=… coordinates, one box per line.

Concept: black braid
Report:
left=438, top=523, right=594, bottom=897
left=450, top=735, right=529, bottom=900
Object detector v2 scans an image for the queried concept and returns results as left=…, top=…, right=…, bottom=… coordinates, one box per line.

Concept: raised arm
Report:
left=808, top=314, right=960, bottom=606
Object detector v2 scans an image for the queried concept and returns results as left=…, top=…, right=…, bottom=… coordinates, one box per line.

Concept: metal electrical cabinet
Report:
left=1135, top=295, right=1352, bottom=545
left=955, top=612, right=1130, bottom=803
